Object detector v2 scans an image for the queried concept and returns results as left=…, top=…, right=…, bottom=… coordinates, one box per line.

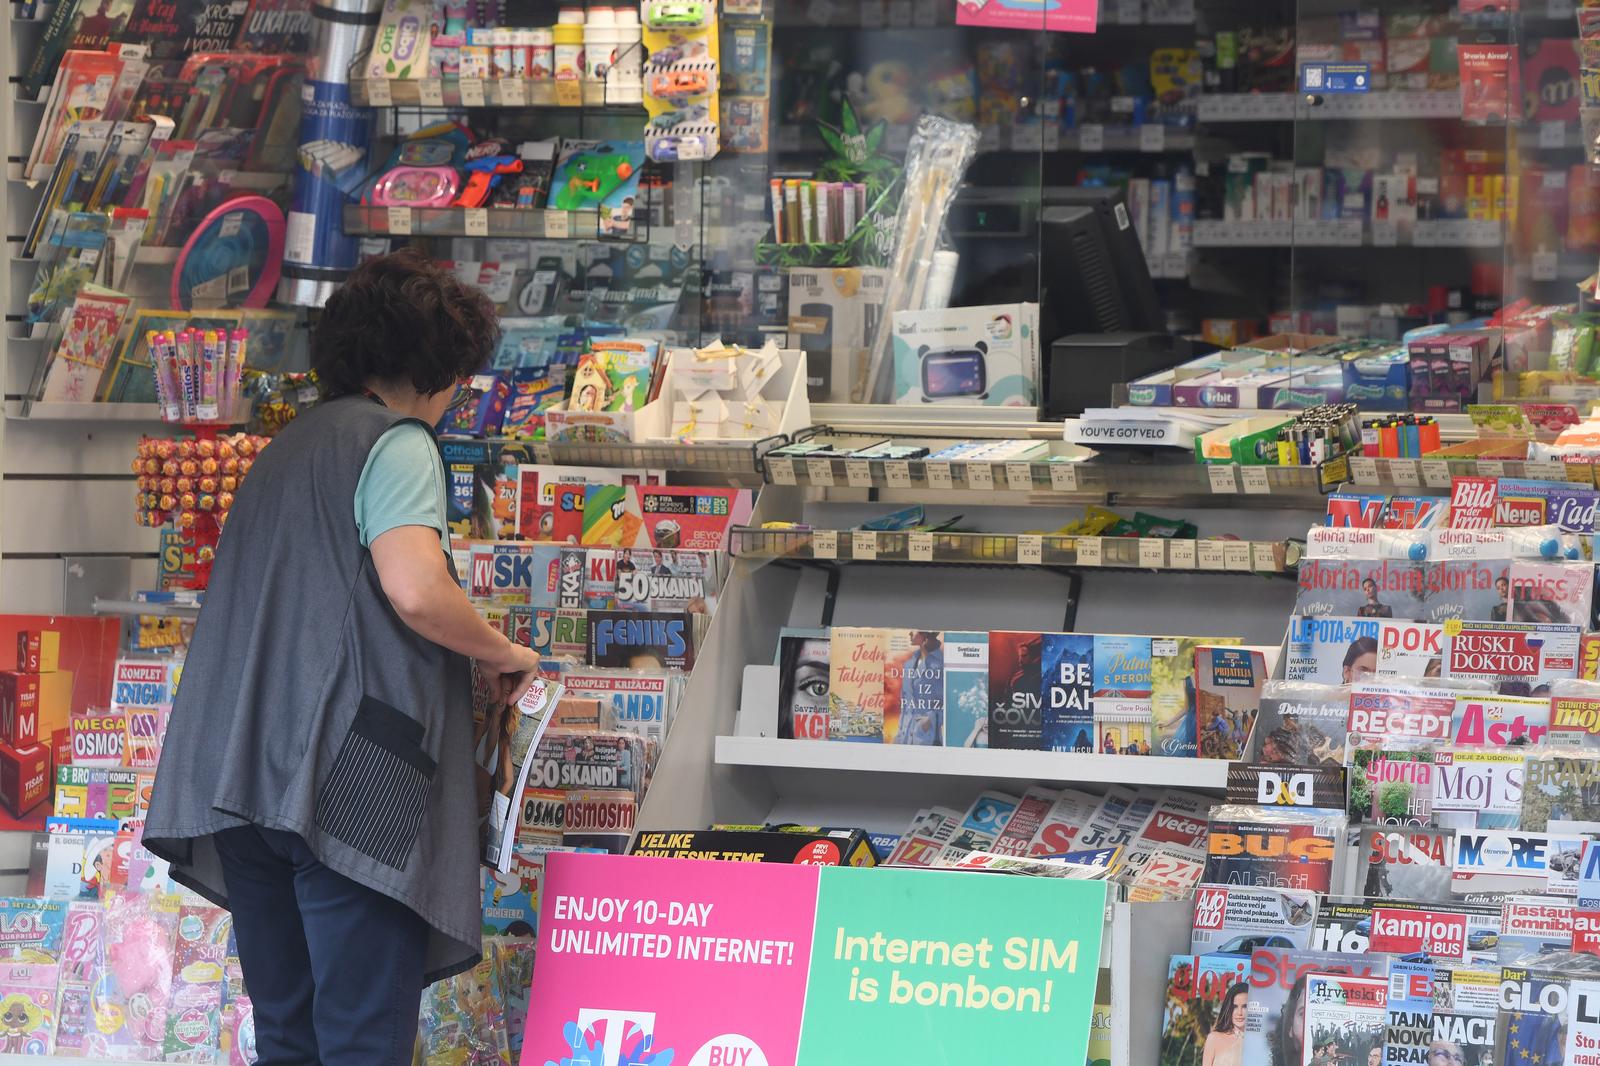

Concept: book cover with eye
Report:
left=777, top=631, right=829, bottom=740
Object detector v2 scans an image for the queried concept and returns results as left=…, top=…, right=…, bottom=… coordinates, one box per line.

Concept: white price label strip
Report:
left=1050, top=463, right=1080, bottom=492
left=1476, top=460, right=1505, bottom=478
left=1251, top=543, right=1277, bottom=572
left=1349, top=456, right=1379, bottom=485
left=464, top=209, right=488, bottom=237
left=1421, top=460, right=1452, bottom=489
left=909, top=532, right=934, bottom=561
left=1006, top=462, right=1034, bottom=491
left=1207, top=465, right=1238, bottom=494
left=1168, top=540, right=1196, bottom=569
left=805, top=458, right=835, bottom=486
left=1076, top=537, right=1102, bottom=566
left=1139, top=539, right=1166, bottom=568
left=367, top=78, right=393, bottom=106
left=1017, top=534, right=1043, bottom=565
left=925, top=462, right=953, bottom=489
left=500, top=78, right=528, bottom=106
left=459, top=78, right=486, bottom=106
left=1078, top=124, right=1104, bottom=151
left=419, top=79, right=445, bottom=107
left=1224, top=542, right=1251, bottom=572
left=1527, top=460, right=1567, bottom=481
left=812, top=529, right=837, bottom=559
left=1239, top=467, right=1270, bottom=494
left=886, top=461, right=912, bottom=488
left=386, top=207, right=412, bottom=234
left=1198, top=542, right=1226, bottom=570
left=533, top=442, right=554, bottom=465
left=845, top=459, right=872, bottom=488
left=852, top=531, right=878, bottom=560
left=544, top=212, right=571, bottom=239
left=966, top=464, right=995, bottom=491
left=768, top=456, right=796, bottom=486
left=1388, top=460, right=1421, bottom=488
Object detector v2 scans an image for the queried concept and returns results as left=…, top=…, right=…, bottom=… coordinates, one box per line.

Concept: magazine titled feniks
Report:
left=481, top=676, right=565, bottom=873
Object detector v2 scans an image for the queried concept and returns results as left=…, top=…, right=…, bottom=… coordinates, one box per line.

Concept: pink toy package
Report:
left=163, top=903, right=231, bottom=1062
left=54, top=900, right=104, bottom=1055
left=88, top=890, right=179, bottom=1061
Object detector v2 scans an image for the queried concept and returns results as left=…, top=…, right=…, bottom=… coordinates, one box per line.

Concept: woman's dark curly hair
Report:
left=312, top=247, right=500, bottom=398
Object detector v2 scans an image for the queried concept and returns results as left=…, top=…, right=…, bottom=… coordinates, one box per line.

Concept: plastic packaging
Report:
left=584, top=6, right=617, bottom=82
left=528, top=27, right=554, bottom=80
left=553, top=7, right=584, bottom=80
left=610, top=7, right=643, bottom=103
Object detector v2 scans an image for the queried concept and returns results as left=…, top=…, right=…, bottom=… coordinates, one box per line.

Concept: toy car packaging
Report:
left=641, top=1, right=720, bottom=162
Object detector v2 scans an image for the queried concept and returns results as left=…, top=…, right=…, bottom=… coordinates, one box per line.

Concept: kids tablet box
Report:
left=891, top=303, right=1040, bottom=406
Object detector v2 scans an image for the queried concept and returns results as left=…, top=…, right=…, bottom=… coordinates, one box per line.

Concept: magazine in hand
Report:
left=481, top=676, right=565, bottom=873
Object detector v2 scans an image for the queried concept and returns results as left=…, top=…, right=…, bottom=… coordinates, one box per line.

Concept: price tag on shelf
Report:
left=1005, top=462, right=1034, bottom=491
left=1528, top=460, right=1568, bottom=481
left=1139, top=124, right=1165, bottom=152
left=459, top=77, right=486, bottom=107
left=1049, top=463, right=1080, bottom=492
left=1198, top=541, right=1226, bottom=570
left=1549, top=0, right=1576, bottom=18
left=768, top=456, right=796, bottom=486
left=1207, top=465, right=1238, bottom=494
left=812, top=529, right=837, bottom=559
left=501, top=78, right=529, bottom=106
left=1541, top=120, right=1569, bottom=149
left=1042, top=126, right=1060, bottom=152
left=1531, top=251, right=1560, bottom=282
left=1421, top=460, right=1452, bottom=489
left=859, top=0, right=885, bottom=25
left=1115, top=0, right=1141, bottom=21
left=419, top=79, right=445, bottom=107
left=367, top=78, right=393, bottom=106
left=909, top=531, right=934, bottom=561
left=805, top=458, right=835, bottom=487
left=1011, top=124, right=1043, bottom=152
left=925, top=461, right=953, bottom=490
left=544, top=212, right=571, bottom=239
left=852, top=530, right=878, bottom=560
left=1224, top=542, right=1252, bottom=572
left=533, top=442, right=554, bottom=465
left=1349, top=456, right=1379, bottom=485
left=966, top=463, right=995, bottom=491
left=1139, top=539, right=1166, bottom=568
left=1239, top=467, right=1271, bottom=495
left=888, top=0, right=912, bottom=25
left=386, top=207, right=412, bottom=235
left=913, top=0, right=939, bottom=24
left=464, top=209, right=488, bottom=237
left=807, top=0, right=833, bottom=23
left=1076, top=536, right=1103, bottom=567
left=1251, top=542, right=1278, bottom=572
left=1476, top=459, right=1506, bottom=479
left=1388, top=460, right=1421, bottom=488
left=885, top=461, right=912, bottom=488
left=1370, top=220, right=1398, bottom=247
left=1017, top=534, right=1043, bottom=566
left=1168, top=540, right=1197, bottom=569
left=844, top=459, right=872, bottom=488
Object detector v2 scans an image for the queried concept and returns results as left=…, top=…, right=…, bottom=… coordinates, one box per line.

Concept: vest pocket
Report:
left=315, top=696, right=436, bottom=870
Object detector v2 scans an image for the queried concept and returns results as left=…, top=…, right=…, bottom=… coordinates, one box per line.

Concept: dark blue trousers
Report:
left=215, top=825, right=430, bottom=1066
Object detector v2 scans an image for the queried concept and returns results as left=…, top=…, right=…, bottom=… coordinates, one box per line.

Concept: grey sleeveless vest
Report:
left=144, top=394, right=481, bottom=983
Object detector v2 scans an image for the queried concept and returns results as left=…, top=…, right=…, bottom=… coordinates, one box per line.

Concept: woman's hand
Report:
left=483, top=640, right=542, bottom=707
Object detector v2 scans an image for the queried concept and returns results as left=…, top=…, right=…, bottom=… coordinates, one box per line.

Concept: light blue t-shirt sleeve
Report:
left=354, top=423, right=449, bottom=552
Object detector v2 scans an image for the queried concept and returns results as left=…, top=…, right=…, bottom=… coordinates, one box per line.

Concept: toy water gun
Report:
left=455, top=156, right=522, bottom=208
left=552, top=150, right=635, bottom=211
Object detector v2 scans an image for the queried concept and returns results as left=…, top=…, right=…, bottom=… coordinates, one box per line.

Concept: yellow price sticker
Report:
left=1443, top=618, right=1463, bottom=638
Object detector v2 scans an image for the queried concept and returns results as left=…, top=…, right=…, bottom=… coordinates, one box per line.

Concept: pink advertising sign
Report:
left=955, top=0, right=1098, bottom=33
left=523, top=853, right=820, bottom=1066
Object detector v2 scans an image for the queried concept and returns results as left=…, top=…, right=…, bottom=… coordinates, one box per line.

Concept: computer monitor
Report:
left=1037, top=187, right=1164, bottom=345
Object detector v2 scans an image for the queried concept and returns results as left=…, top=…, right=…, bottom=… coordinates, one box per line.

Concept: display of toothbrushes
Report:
left=641, top=1, right=720, bottom=162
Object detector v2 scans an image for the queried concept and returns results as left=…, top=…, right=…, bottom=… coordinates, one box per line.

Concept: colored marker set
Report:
left=148, top=328, right=248, bottom=425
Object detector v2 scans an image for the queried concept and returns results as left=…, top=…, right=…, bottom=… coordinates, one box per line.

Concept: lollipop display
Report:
left=132, top=432, right=270, bottom=587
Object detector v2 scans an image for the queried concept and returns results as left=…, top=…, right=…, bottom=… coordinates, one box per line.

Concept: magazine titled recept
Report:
left=1347, top=683, right=1458, bottom=750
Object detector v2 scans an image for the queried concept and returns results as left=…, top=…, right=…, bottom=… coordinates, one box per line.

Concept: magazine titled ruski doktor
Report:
left=480, top=675, right=565, bottom=873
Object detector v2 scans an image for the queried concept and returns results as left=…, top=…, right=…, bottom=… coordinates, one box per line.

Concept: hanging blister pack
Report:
left=641, top=1, right=720, bottom=162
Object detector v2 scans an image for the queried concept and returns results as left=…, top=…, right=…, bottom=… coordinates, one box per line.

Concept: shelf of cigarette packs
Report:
left=457, top=433, right=785, bottom=486
left=763, top=438, right=1342, bottom=504
left=350, top=76, right=645, bottom=112
left=342, top=203, right=648, bottom=242
left=728, top=525, right=1301, bottom=575
left=1346, top=454, right=1594, bottom=493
